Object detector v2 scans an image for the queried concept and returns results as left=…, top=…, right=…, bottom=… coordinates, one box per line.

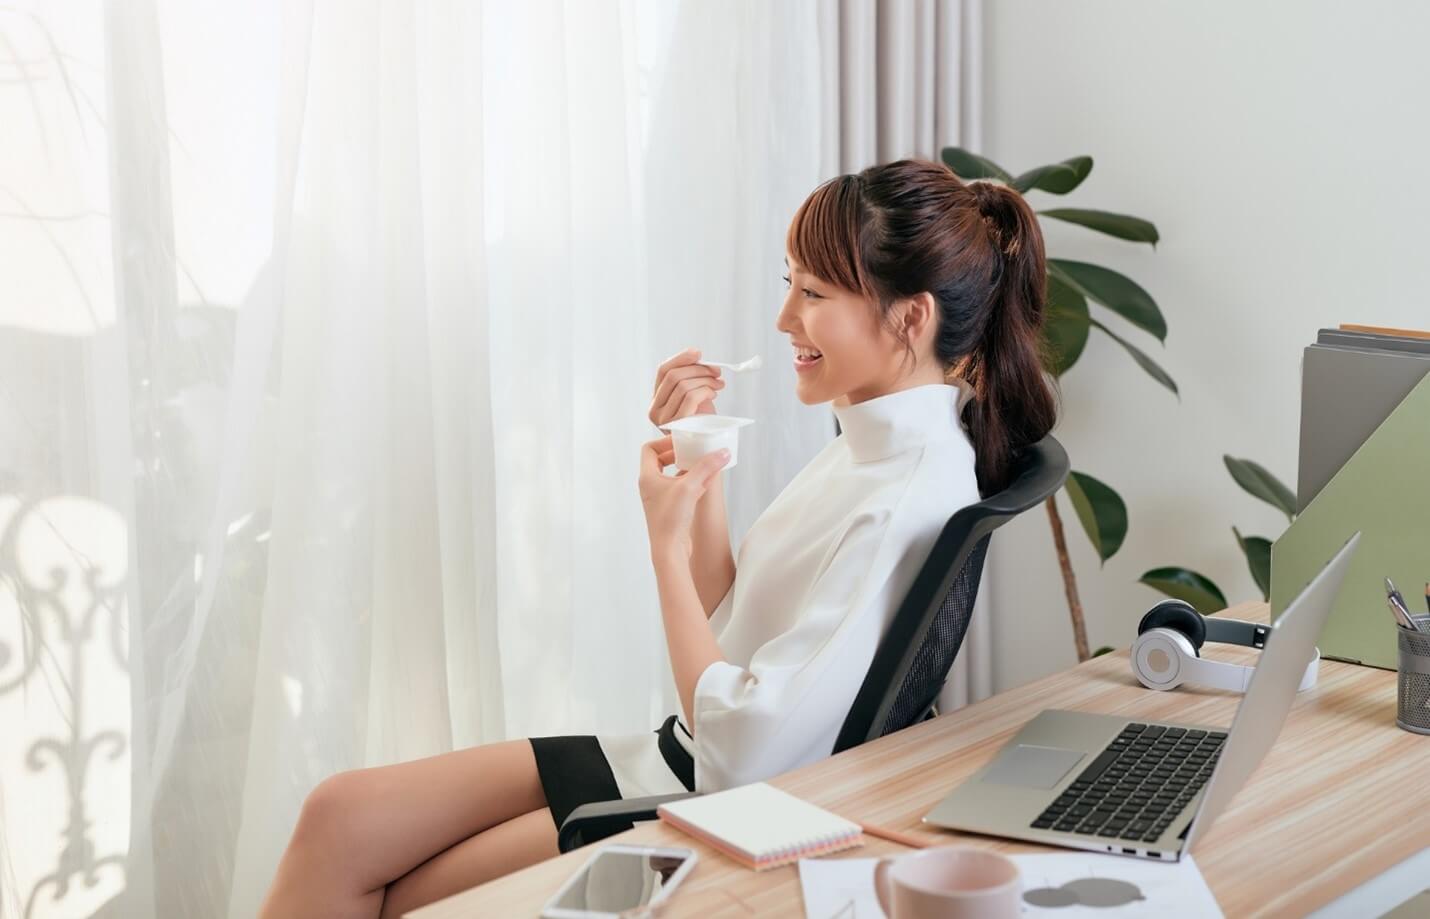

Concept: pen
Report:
left=1385, top=578, right=1420, bottom=631
left=1424, top=582, right=1429, bottom=616
left=1388, top=598, right=1416, bottom=630
left=859, top=821, right=937, bottom=849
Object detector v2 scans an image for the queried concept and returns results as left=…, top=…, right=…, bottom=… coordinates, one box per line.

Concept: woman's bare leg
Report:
left=260, top=739, right=547, bottom=919
left=376, top=808, right=558, bottom=919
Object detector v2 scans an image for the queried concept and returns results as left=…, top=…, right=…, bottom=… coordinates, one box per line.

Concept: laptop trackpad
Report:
left=983, top=744, right=1087, bottom=789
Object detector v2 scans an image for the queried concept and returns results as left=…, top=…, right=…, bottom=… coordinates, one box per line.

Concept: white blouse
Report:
left=598, top=382, right=980, bottom=798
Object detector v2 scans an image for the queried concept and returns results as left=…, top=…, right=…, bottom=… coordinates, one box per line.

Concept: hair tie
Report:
left=970, top=180, right=999, bottom=213
left=970, top=182, right=1017, bottom=260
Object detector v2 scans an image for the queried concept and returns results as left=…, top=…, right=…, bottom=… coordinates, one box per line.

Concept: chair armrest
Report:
left=557, top=792, right=701, bottom=853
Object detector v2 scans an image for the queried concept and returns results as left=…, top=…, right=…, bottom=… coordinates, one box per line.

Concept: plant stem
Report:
left=1045, top=495, right=1091, bottom=662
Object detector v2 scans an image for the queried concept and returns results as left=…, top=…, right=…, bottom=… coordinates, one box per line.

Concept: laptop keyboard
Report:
left=1030, top=723, right=1226, bottom=845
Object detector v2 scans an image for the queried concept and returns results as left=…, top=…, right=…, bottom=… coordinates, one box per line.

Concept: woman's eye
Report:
left=780, top=275, right=819, bottom=298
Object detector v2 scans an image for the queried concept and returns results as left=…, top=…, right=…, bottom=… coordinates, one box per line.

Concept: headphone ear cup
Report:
left=1137, top=599, right=1207, bottom=653
left=1131, top=627, right=1197, bottom=691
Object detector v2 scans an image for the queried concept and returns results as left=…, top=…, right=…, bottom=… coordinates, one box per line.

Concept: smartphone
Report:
left=539, top=844, right=698, bottom=918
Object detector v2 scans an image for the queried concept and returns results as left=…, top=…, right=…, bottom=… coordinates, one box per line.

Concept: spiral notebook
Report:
left=656, top=782, right=864, bottom=871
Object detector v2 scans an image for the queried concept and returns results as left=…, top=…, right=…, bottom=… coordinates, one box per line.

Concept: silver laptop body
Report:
left=923, top=533, right=1359, bottom=862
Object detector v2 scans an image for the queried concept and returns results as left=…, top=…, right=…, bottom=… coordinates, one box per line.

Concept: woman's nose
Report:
left=774, top=295, right=797, bottom=335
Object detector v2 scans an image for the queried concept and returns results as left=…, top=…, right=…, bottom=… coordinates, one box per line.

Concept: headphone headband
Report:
left=1138, top=599, right=1272, bottom=652
left=1203, top=616, right=1271, bottom=650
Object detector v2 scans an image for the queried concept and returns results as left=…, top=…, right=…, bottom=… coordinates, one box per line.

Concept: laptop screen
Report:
left=1183, top=534, right=1358, bottom=851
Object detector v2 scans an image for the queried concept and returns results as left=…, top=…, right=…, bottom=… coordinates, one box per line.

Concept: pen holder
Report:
left=1396, top=626, right=1430, bottom=735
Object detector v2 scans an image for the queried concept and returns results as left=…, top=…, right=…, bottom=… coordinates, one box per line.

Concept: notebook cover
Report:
left=656, top=783, right=863, bottom=871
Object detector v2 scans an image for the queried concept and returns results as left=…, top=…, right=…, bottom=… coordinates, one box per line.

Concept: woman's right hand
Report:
left=649, top=347, right=725, bottom=428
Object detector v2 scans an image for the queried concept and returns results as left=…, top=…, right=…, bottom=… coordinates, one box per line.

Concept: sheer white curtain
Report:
left=0, top=2, right=977, bottom=917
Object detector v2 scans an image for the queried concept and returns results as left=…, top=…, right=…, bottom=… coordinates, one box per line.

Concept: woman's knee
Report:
left=291, top=770, right=370, bottom=851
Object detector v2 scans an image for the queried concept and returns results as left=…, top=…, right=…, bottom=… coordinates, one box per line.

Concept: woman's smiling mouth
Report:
left=794, top=347, right=823, bottom=371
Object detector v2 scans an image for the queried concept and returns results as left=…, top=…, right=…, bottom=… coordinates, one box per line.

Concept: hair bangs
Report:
left=785, top=176, right=871, bottom=298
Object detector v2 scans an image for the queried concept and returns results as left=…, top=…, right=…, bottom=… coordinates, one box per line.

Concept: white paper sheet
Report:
left=1011, top=853, right=1222, bottom=918
left=799, top=852, right=1223, bottom=919
left=798, top=857, right=882, bottom=919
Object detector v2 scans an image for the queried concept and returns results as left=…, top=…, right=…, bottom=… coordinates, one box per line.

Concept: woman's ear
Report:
left=898, top=292, right=938, bottom=344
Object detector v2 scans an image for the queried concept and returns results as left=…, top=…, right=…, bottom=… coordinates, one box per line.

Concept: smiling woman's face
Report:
left=776, top=255, right=938, bottom=407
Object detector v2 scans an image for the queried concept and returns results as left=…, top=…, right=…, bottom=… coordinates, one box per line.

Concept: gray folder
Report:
left=1316, top=328, right=1430, bottom=355
left=1297, top=330, right=1430, bottom=512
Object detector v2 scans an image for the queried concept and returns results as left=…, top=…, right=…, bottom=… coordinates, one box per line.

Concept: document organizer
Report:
left=1271, top=373, right=1430, bottom=670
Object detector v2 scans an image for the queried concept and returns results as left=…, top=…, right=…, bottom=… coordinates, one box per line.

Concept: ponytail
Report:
left=962, top=182, right=1057, bottom=494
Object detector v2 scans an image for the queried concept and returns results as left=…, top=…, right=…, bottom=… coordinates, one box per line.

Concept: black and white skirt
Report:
left=529, top=715, right=695, bottom=830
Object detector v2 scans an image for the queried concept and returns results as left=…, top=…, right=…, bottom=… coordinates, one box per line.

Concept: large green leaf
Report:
left=1087, top=316, right=1179, bottom=397
left=1234, top=526, right=1273, bottom=601
left=1139, top=567, right=1229, bottom=615
left=1048, top=259, right=1166, bottom=342
left=941, top=147, right=1012, bottom=182
left=1040, top=208, right=1160, bottom=247
left=1064, top=471, right=1128, bottom=564
left=1043, top=272, right=1091, bottom=375
left=1223, top=455, right=1297, bottom=520
left=1011, top=157, right=1094, bottom=195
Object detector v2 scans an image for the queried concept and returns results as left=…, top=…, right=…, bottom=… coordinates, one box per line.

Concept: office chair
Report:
left=557, top=434, right=1070, bottom=853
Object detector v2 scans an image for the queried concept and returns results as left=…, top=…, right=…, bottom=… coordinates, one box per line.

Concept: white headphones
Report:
left=1131, top=599, right=1319, bottom=693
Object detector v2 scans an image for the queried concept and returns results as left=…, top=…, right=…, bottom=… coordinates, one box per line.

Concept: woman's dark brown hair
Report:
left=786, top=158, right=1057, bottom=494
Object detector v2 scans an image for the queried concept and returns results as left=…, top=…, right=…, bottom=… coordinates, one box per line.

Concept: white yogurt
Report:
left=659, top=415, right=755, bottom=471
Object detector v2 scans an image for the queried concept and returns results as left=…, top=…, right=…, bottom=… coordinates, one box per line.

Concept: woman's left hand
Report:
left=638, top=435, right=730, bottom=563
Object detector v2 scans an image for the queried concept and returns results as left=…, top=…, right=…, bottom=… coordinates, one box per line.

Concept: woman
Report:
left=260, top=158, right=1057, bottom=918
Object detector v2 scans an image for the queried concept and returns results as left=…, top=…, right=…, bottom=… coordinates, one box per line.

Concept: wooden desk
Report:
left=411, top=603, right=1430, bottom=918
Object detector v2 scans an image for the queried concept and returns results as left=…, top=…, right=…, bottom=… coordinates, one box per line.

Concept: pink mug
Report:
left=874, top=846, right=1021, bottom=919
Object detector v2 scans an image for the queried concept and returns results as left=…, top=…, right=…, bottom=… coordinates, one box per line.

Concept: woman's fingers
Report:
left=686, top=448, right=730, bottom=489
left=652, top=350, right=711, bottom=401
left=673, top=384, right=717, bottom=420
left=653, top=347, right=701, bottom=395
left=650, top=372, right=724, bottom=427
left=653, top=363, right=722, bottom=413
left=639, top=436, right=673, bottom=478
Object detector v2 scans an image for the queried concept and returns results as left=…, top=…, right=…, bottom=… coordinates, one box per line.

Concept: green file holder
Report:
left=1270, top=373, right=1430, bottom=670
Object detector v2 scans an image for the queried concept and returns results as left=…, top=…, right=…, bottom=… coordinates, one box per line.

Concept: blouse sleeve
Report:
left=689, top=507, right=904, bottom=791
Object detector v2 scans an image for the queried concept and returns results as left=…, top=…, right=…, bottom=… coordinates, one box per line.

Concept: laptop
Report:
left=923, top=533, right=1359, bottom=862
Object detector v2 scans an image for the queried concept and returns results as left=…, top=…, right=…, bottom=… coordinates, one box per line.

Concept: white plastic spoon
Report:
left=699, top=355, right=763, bottom=373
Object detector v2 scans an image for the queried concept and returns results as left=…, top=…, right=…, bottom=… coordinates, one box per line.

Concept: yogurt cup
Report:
left=659, top=415, right=755, bottom=471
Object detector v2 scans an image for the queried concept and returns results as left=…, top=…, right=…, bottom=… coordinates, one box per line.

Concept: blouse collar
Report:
left=832, top=381, right=972, bottom=464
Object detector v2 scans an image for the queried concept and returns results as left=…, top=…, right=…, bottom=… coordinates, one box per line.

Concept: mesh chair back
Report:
left=878, top=536, right=989, bottom=735
left=833, top=435, right=1069, bottom=753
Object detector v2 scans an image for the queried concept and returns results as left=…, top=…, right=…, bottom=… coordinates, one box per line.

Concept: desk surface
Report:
left=410, top=603, right=1429, bottom=918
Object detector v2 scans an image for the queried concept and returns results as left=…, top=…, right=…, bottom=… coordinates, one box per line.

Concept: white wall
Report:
left=982, top=1, right=1430, bottom=691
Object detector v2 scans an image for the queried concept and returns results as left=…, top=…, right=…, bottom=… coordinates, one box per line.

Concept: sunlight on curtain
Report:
left=0, top=1, right=835, bottom=916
